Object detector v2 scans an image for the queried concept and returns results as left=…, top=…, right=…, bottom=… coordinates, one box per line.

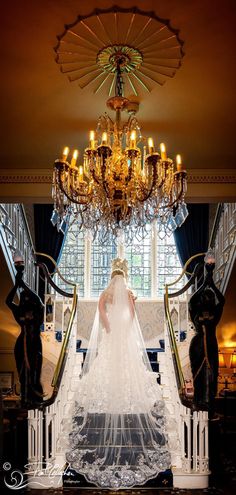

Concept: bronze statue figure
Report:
left=188, top=251, right=225, bottom=414
left=6, top=251, right=44, bottom=406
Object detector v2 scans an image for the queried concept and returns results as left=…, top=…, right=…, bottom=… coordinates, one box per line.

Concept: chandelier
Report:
left=51, top=8, right=188, bottom=243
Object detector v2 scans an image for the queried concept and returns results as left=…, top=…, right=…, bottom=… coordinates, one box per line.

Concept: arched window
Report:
left=57, top=225, right=184, bottom=298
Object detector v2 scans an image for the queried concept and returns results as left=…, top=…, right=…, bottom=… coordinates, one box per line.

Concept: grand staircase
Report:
left=26, top=286, right=209, bottom=491
left=1, top=202, right=235, bottom=491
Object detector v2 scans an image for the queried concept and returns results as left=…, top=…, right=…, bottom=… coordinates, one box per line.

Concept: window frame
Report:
left=58, top=224, right=184, bottom=300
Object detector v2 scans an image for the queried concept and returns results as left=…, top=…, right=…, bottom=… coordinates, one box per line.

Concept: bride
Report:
left=65, top=258, right=171, bottom=489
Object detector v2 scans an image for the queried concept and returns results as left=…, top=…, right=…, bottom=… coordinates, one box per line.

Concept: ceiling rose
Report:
left=54, top=5, right=184, bottom=95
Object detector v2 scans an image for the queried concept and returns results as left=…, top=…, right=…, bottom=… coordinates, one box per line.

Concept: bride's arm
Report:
left=98, top=293, right=111, bottom=333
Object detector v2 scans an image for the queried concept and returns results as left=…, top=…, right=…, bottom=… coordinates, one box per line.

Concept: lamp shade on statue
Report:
left=13, top=249, right=24, bottom=265
left=218, top=352, right=225, bottom=368
left=204, top=249, right=215, bottom=265
left=230, top=351, right=236, bottom=369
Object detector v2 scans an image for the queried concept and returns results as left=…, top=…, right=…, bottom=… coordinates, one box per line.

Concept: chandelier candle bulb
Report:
left=148, top=138, right=154, bottom=154
left=89, top=130, right=95, bottom=149
left=78, top=165, right=84, bottom=182
left=130, top=130, right=136, bottom=148
left=160, top=143, right=167, bottom=161
left=71, top=149, right=79, bottom=167
left=62, top=146, right=69, bottom=162
left=102, top=132, right=108, bottom=145
left=176, top=154, right=183, bottom=172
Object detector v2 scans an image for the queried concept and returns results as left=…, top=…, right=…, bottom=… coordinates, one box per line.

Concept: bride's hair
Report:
left=111, top=258, right=128, bottom=279
left=111, top=269, right=125, bottom=279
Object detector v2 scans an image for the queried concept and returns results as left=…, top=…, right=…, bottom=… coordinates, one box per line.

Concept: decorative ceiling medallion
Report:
left=97, top=45, right=143, bottom=74
left=55, top=5, right=184, bottom=95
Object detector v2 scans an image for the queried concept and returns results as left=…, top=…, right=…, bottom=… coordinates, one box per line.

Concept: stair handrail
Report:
left=32, top=252, right=78, bottom=408
left=164, top=252, right=206, bottom=404
left=51, top=285, right=77, bottom=390
left=34, top=251, right=76, bottom=294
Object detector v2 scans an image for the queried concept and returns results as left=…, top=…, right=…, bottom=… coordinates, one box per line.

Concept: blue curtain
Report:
left=174, top=204, right=209, bottom=274
left=34, top=205, right=66, bottom=297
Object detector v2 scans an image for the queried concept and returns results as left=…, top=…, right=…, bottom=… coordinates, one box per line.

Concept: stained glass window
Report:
left=125, top=228, right=151, bottom=298
left=58, top=223, right=183, bottom=299
left=91, top=236, right=117, bottom=297
left=57, top=226, right=85, bottom=296
left=157, top=233, right=184, bottom=297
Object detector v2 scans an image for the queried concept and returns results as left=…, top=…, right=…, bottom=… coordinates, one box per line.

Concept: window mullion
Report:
left=84, top=235, right=92, bottom=298
left=151, top=223, right=157, bottom=298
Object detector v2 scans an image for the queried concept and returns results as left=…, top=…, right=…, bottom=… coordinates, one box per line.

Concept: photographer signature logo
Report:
left=3, top=461, right=70, bottom=489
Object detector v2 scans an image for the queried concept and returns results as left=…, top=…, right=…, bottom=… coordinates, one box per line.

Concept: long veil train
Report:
left=62, top=274, right=171, bottom=489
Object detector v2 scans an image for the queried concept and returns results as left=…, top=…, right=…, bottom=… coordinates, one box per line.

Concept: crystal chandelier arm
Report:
left=100, top=161, right=111, bottom=197
left=97, top=113, right=114, bottom=133
left=96, top=146, right=112, bottom=196
left=126, top=115, right=142, bottom=144
left=91, top=169, right=101, bottom=185
left=138, top=183, right=155, bottom=202
left=138, top=155, right=158, bottom=202
left=57, top=170, right=92, bottom=206
left=127, top=114, right=139, bottom=130
left=161, top=171, right=187, bottom=209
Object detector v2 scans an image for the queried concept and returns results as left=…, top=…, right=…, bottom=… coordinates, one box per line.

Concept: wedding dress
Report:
left=63, top=274, right=171, bottom=489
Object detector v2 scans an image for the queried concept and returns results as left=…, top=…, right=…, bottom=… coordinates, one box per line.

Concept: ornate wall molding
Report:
left=1, top=169, right=235, bottom=185
left=187, top=171, right=236, bottom=184
left=0, top=170, right=52, bottom=184
left=0, top=169, right=235, bottom=202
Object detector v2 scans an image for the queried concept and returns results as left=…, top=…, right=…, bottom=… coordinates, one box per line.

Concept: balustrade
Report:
left=164, top=319, right=209, bottom=488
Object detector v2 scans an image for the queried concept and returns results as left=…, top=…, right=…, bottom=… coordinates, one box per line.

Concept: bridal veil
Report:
left=63, top=273, right=171, bottom=489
